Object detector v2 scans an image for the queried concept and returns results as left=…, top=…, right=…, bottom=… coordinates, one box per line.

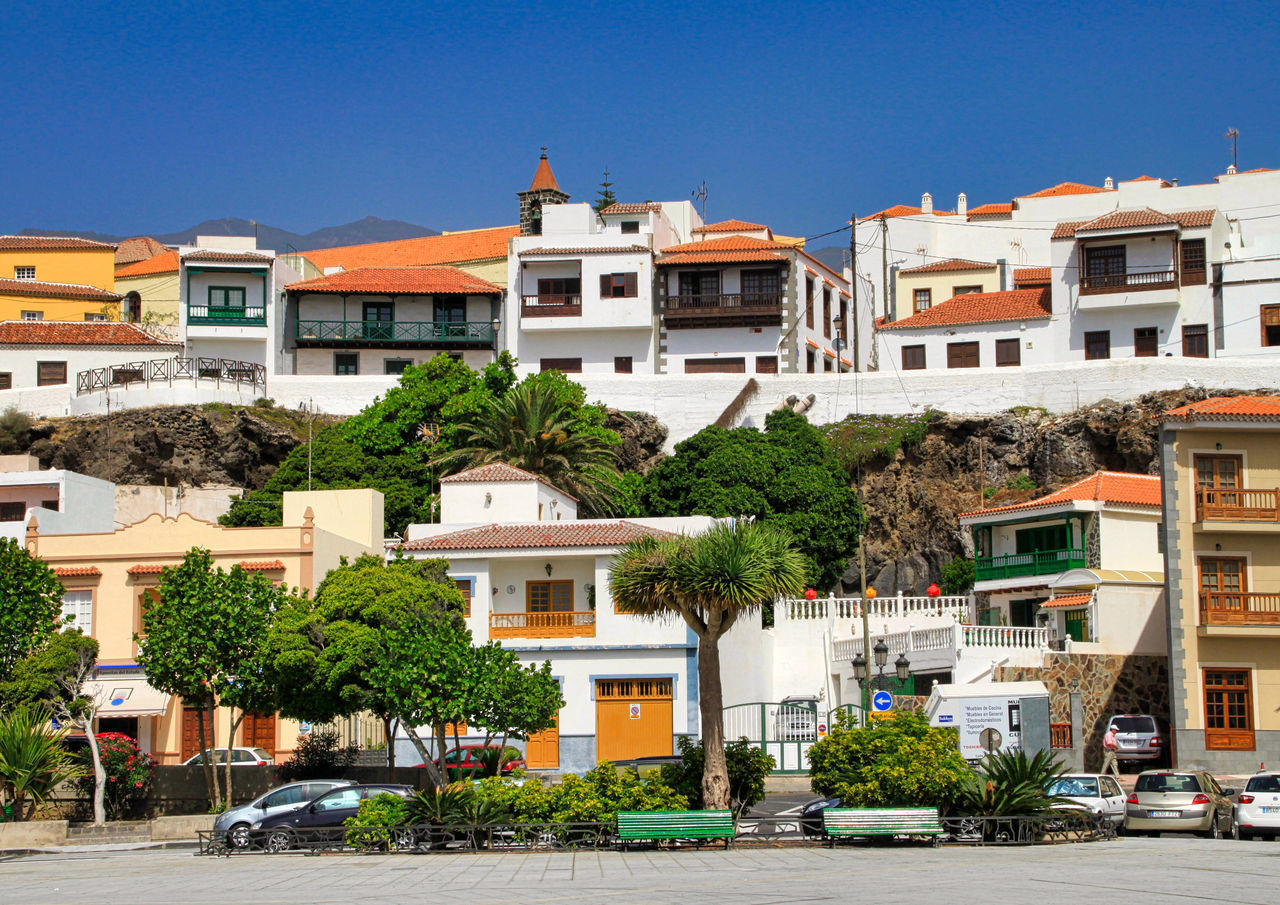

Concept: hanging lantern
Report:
left=926, top=583, right=941, bottom=598
left=804, top=588, right=818, bottom=600
left=865, top=586, right=877, bottom=599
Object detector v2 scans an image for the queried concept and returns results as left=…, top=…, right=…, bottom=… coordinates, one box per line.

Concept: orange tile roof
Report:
left=696, top=219, right=768, bottom=232
left=1018, top=182, right=1112, bottom=199
left=599, top=203, right=663, bottom=214
left=302, top=226, right=518, bottom=271
left=878, top=288, right=1050, bottom=330
left=239, top=559, right=286, bottom=572
left=1121, top=175, right=1172, bottom=186
left=657, top=235, right=789, bottom=266
left=0, top=279, right=121, bottom=301
left=0, top=321, right=178, bottom=346
left=959, top=471, right=1161, bottom=518
left=286, top=266, right=501, bottom=295
left=860, top=205, right=956, bottom=220
left=528, top=154, right=561, bottom=192
left=1051, top=220, right=1090, bottom=239
left=899, top=258, right=994, bottom=275
left=1041, top=593, right=1094, bottom=609
left=401, top=520, right=672, bottom=552
left=1055, top=208, right=1216, bottom=238
left=1014, top=267, right=1051, bottom=286
left=183, top=250, right=272, bottom=265
left=115, top=250, right=179, bottom=278
left=127, top=563, right=167, bottom=575
left=520, top=245, right=649, bottom=256
left=0, top=235, right=117, bottom=251
left=1163, top=395, right=1280, bottom=421
left=115, top=237, right=169, bottom=266
left=967, top=203, right=1013, bottom=219
left=440, top=462, right=577, bottom=500
left=55, top=566, right=101, bottom=577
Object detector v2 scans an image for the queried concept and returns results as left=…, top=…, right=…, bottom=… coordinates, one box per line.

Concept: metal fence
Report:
left=76, top=357, right=266, bottom=395
left=723, top=702, right=865, bottom=774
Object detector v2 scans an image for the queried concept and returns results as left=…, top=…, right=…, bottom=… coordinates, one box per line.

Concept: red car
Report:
left=419, top=744, right=525, bottom=775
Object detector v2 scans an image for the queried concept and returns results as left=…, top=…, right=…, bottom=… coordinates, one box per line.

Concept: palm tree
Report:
left=610, top=521, right=806, bottom=809
left=433, top=381, right=621, bottom=512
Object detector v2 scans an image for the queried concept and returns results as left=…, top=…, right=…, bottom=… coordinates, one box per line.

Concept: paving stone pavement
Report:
left=3, top=837, right=1279, bottom=905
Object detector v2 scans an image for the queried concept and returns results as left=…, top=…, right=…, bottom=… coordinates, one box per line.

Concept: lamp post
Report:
left=852, top=641, right=912, bottom=697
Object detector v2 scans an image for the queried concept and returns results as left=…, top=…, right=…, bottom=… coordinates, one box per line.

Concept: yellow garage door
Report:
left=595, top=678, right=673, bottom=764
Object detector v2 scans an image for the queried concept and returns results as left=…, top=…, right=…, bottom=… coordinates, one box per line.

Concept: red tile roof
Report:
left=302, top=226, right=518, bottom=271
left=860, top=205, right=956, bottom=220
left=286, top=266, right=501, bottom=295
left=127, top=564, right=167, bottom=575
left=519, top=245, right=650, bottom=256
left=959, top=471, right=1161, bottom=518
left=441, top=462, right=577, bottom=500
left=182, top=250, right=272, bottom=265
left=656, top=235, right=790, bottom=266
left=1013, top=267, right=1052, bottom=286
left=878, top=288, right=1050, bottom=330
left=1055, top=208, right=1217, bottom=238
left=528, top=154, right=562, bottom=192
left=1018, top=182, right=1112, bottom=199
left=1051, top=220, right=1090, bottom=239
left=0, top=321, right=178, bottom=346
left=115, top=250, right=179, bottom=278
left=0, top=279, right=121, bottom=301
left=55, top=566, right=101, bottom=577
left=1041, top=593, right=1094, bottom=609
left=0, top=235, right=117, bottom=251
left=599, top=203, right=663, bottom=214
left=696, top=219, right=768, bottom=232
left=1121, top=175, right=1172, bottom=186
left=1163, top=395, right=1280, bottom=422
left=239, top=559, right=286, bottom=572
left=899, top=258, right=994, bottom=275
left=115, top=237, right=169, bottom=266
left=401, top=520, right=672, bottom=551
left=967, top=203, right=1013, bottom=219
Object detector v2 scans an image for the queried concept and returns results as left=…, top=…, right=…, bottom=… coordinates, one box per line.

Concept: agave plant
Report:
left=403, top=781, right=476, bottom=827
left=956, top=748, right=1072, bottom=817
left=475, top=745, right=521, bottom=778
left=0, top=705, right=82, bottom=821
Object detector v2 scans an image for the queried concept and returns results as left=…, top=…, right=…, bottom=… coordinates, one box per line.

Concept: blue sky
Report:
left=5, top=0, right=1279, bottom=243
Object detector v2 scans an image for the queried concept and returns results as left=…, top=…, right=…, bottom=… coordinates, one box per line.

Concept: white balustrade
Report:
left=833, top=622, right=1051, bottom=665
left=778, top=593, right=971, bottom=623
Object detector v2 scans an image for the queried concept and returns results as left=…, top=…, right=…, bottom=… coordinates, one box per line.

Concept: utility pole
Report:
left=858, top=517, right=872, bottom=720
left=849, top=211, right=859, bottom=371
left=881, top=216, right=890, bottom=321
left=1226, top=128, right=1239, bottom=170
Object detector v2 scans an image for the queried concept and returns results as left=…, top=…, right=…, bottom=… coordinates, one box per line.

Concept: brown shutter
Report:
left=600, top=274, right=612, bottom=298
left=624, top=272, right=638, bottom=297
left=684, top=357, right=746, bottom=374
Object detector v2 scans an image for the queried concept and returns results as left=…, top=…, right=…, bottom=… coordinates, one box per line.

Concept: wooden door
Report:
left=181, top=706, right=201, bottom=762
left=242, top=713, right=277, bottom=758
left=525, top=713, right=560, bottom=769
left=1203, top=669, right=1254, bottom=750
left=595, top=678, right=673, bottom=764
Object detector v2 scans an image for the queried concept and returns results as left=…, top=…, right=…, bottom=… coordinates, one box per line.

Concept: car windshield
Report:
left=1049, top=778, right=1098, bottom=796
left=1246, top=775, right=1280, bottom=793
left=1112, top=717, right=1156, bottom=733
left=1135, top=773, right=1199, bottom=793
left=252, top=748, right=272, bottom=761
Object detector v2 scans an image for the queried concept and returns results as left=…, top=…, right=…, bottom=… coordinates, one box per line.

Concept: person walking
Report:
left=1101, top=723, right=1121, bottom=778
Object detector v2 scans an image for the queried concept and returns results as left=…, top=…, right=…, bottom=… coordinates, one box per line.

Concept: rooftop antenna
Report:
left=1226, top=128, right=1239, bottom=171
left=691, top=179, right=708, bottom=222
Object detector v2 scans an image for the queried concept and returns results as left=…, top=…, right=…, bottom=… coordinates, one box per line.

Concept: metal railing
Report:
left=188, top=305, right=267, bottom=325
left=1201, top=591, right=1280, bottom=625
left=1079, top=270, right=1176, bottom=295
left=520, top=294, right=582, bottom=317
left=663, top=293, right=783, bottom=313
left=975, top=547, right=1086, bottom=581
left=76, top=357, right=266, bottom=395
left=1197, top=487, right=1280, bottom=522
left=295, top=320, right=496, bottom=344
left=489, top=611, right=596, bottom=639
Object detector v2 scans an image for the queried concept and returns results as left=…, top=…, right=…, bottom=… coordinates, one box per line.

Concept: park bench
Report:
left=821, top=807, right=944, bottom=846
left=616, top=809, right=735, bottom=849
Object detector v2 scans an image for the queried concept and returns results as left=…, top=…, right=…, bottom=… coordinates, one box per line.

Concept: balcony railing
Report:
left=1201, top=592, right=1280, bottom=626
left=1079, top=270, right=1177, bottom=295
left=834, top=623, right=1052, bottom=663
left=974, top=547, right=1086, bottom=582
left=1050, top=723, right=1073, bottom=749
left=1197, top=487, right=1280, bottom=522
left=188, top=305, right=267, bottom=326
left=489, top=611, right=595, bottom=639
left=295, top=320, right=495, bottom=346
left=521, top=294, right=582, bottom=317
left=661, top=293, right=782, bottom=328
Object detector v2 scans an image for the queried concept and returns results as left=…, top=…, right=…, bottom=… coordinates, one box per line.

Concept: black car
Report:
left=252, top=783, right=413, bottom=852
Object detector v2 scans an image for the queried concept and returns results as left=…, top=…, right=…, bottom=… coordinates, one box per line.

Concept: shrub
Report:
left=940, top=557, right=974, bottom=595
left=543, top=763, right=688, bottom=823
left=73, top=732, right=155, bottom=821
left=277, top=729, right=358, bottom=782
left=807, top=710, right=969, bottom=810
left=0, top=408, right=32, bottom=456
left=0, top=705, right=81, bottom=820
left=1004, top=473, right=1036, bottom=492
left=955, top=748, right=1070, bottom=817
left=343, top=792, right=407, bottom=847
left=659, top=737, right=774, bottom=817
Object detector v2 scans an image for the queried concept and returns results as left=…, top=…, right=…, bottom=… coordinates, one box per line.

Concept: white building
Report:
left=0, top=454, right=116, bottom=541
left=0, top=320, right=181, bottom=393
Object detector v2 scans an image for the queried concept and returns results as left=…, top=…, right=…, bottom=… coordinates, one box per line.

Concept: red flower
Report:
left=135, top=781, right=143, bottom=788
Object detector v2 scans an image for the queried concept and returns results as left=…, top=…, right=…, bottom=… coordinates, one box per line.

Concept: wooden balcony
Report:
left=1079, top=270, right=1176, bottom=295
left=489, top=611, right=595, bottom=639
left=1197, top=487, right=1280, bottom=522
left=521, top=294, right=582, bottom=317
left=662, top=293, right=782, bottom=329
left=295, top=320, right=495, bottom=348
left=974, top=547, right=1086, bottom=582
left=1201, top=592, right=1280, bottom=626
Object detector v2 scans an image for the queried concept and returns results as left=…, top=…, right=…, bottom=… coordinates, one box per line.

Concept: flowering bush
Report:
left=74, top=733, right=155, bottom=820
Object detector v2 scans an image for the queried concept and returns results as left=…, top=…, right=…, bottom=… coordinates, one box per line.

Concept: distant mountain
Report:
left=809, top=245, right=847, bottom=273
left=18, top=215, right=439, bottom=252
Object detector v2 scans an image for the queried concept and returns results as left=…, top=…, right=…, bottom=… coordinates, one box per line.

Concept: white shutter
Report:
left=60, top=590, right=93, bottom=634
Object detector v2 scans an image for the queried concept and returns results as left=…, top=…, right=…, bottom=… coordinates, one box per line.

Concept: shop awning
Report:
left=85, top=678, right=171, bottom=716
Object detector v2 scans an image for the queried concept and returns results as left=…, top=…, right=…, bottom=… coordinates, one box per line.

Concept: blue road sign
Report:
left=872, top=690, right=893, bottom=712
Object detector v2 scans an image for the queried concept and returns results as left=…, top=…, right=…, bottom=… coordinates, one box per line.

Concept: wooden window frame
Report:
left=527, top=580, right=573, bottom=613
left=1260, top=305, right=1280, bottom=347
left=1134, top=326, right=1159, bottom=357
left=946, top=341, right=980, bottom=369
left=901, top=345, right=926, bottom=370
left=0, top=372, right=10, bottom=390
left=334, top=352, right=358, bottom=376
left=539, top=357, right=582, bottom=374
left=1180, top=238, right=1207, bottom=285
left=913, top=288, right=932, bottom=313
left=805, top=277, right=815, bottom=328
left=1194, top=454, right=1242, bottom=490
left=208, top=286, right=246, bottom=309
left=822, top=286, right=832, bottom=339
left=1182, top=323, right=1209, bottom=358
left=599, top=272, right=638, bottom=299
left=1084, top=330, right=1111, bottom=361
left=453, top=578, right=472, bottom=617
left=684, top=357, right=746, bottom=374
left=1084, top=244, right=1126, bottom=277
left=60, top=588, right=95, bottom=635
left=755, top=355, right=778, bottom=374
left=614, top=356, right=633, bottom=374
left=1203, top=668, right=1254, bottom=751
left=995, top=338, right=1021, bottom=367
left=363, top=301, right=394, bottom=322
left=36, top=361, right=67, bottom=386
left=536, top=277, right=582, bottom=297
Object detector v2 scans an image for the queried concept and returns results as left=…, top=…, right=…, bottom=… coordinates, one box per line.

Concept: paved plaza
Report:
left=3, top=838, right=1279, bottom=905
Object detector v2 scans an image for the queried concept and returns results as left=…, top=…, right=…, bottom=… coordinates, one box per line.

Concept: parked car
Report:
left=1104, top=714, right=1168, bottom=767
left=1124, top=770, right=1236, bottom=838
left=1047, top=774, right=1127, bottom=827
left=775, top=696, right=820, bottom=742
left=1233, top=771, right=1280, bottom=840
left=252, top=784, right=414, bottom=852
left=434, top=745, right=525, bottom=776
left=183, top=747, right=274, bottom=767
left=213, top=780, right=354, bottom=848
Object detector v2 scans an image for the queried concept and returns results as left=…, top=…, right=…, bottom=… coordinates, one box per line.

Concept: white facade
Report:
left=0, top=332, right=182, bottom=391
left=0, top=458, right=117, bottom=541
left=876, top=315, right=1058, bottom=373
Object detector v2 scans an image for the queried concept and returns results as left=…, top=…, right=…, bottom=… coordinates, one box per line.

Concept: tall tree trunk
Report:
left=224, top=708, right=244, bottom=812
left=435, top=722, right=450, bottom=784
left=697, top=628, right=731, bottom=810
left=195, top=700, right=220, bottom=810
left=82, top=719, right=106, bottom=826
left=403, top=726, right=445, bottom=786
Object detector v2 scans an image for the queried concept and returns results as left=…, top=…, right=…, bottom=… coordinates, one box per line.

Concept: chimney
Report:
left=957, top=193, right=968, bottom=217
left=1171, top=178, right=1178, bottom=187
left=1227, top=164, right=1237, bottom=175
left=1104, top=177, right=1114, bottom=189
left=921, top=192, right=933, bottom=214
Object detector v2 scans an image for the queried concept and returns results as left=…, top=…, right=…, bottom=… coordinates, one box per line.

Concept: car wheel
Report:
left=228, top=824, right=252, bottom=849
left=1233, top=823, right=1253, bottom=842
left=263, top=830, right=294, bottom=854
left=391, top=828, right=417, bottom=852
left=1201, top=819, right=1223, bottom=840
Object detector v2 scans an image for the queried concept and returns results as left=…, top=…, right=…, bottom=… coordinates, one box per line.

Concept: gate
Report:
left=723, top=701, right=866, bottom=774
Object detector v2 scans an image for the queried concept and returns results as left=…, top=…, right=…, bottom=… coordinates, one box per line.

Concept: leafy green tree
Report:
left=464, top=645, right=564, bottom=753
left=592, top=168, right=617, bottom=214
left=0, top=538, right=64, bottom=682
left=610, top=521, right=806, bottom=810
left=0, top=407, right=33, bottom=455
left=807, top=710, right=970, bottom=808
left=0, top=704, right=81, bottom=821
left=940, top=556, right=975, bottom=595
left=637, top=410, right=860, bottom=588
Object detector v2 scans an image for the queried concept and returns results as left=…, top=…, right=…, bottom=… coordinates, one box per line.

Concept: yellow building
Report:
left=113, top=251, right=180, bottom=337
left=1161, top=395, right=1280, bottom=771
left=25, top=488, right=384, bottom=764
left=0, top=236, right=121, bottom=321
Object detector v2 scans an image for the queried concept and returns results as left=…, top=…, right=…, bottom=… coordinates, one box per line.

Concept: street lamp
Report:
left=853, top=640, right=911, bottom=695
left=851, top=652, right=866, bottom=682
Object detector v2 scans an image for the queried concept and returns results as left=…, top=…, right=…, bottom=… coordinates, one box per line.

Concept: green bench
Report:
left=616, top=809, right=735, bottom=849
left=822, top=807, right=944, bottom=846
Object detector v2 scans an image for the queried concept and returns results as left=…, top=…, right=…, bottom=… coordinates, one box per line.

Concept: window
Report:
left=539, top=358, right=582, bottom=373
left=1195, top=454, right=1241, bottom=491
left=677, top=271, right=718, bottom=300
left=453, top=579, right=472, bottom=617
left=953, top=285, right=983, bottom=295
left=21, top=310, right=42, bottom=321
left=384, top=358, right=413, bottom=375
left=1016, top=523, right=1069, bottom=554
left=42, top=499, right=58, bottom=510
left=527, top=580, right=573, bottom=613
left=742, top=270, right=780, bottom=307
left=1084, top=330, right=1111, bottom=360
left=61, top=590, right=92, bottom=634
left=806, top=349, right=816, bottom=373
left=433, top=296, right=465, bottom=322
left=620, top=221, right=640, bottom=234
left=805, top=277, right=815, bottom=328
left=0, top=373, right=10, bottom=390
left=1182, top=323, right=1209, bottom=358
left=614, top=356, right=633, bottom=374
left=995, top=338, right=1021, bottom=367
left=599, top=273, right=638, bottom=298
left=913, top=288, right=932, bottom=313
left=1181, top=238, right=1207, bottom=285
left=334, top=353, right=358, bottom=375
left=1261, top=305, right=1280, bottom=347
left=14, top=266, right=35, bottom=280
left=208, top=286, right=246, bottom=309
left=1134, top=327, right=1158, bottom=357
left=1203, top=668, right=1254, bottom=750
left=946, top=341, right=979, bottom=368
left=84, top=312, right=106, bottom=321
left=756, top=355, right=778, bottom=374
left=684, top=357, right=745, bottom=374
left=1084, top=245, right=1126, bottom=278
left=37, top=361, right=67, bottom=386
left=901, top=345, right=926, bottom=370
left=822, top=287, right=832, bottom=338
left=1199, top=557, right=1245, bottom=619
left=0, top=502, right=23, bottom=520
left=536, top=277, right=582, bottom=300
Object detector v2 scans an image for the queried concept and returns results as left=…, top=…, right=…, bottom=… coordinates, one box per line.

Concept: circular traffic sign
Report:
left=872, top=690, right=893, bottom=712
